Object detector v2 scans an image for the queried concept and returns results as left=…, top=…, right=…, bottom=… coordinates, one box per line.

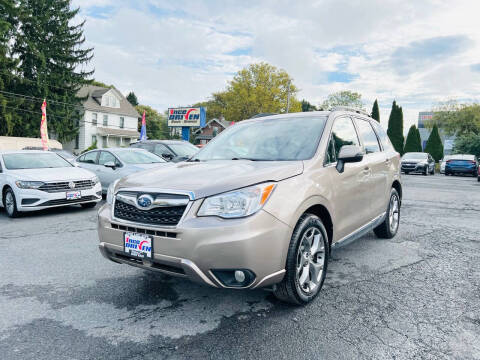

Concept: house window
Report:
left=120, top=117, right=124, bottom=129
left=103, top=114, right=108, bottom=126
left=92, top=113, right=97, bottom=126
left=102, top=136, right=107, bottom=148
left=91, top=135, right=97, bottom=145
left=124, top=138, right=130, bottom=145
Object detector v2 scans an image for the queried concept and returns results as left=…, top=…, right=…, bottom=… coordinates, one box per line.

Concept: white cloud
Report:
left=75, top=0, right=480, bottom=128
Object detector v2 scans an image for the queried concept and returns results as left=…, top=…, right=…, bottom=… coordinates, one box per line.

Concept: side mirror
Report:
left=336, top=145, right=364, bottom=173
left=104, top=161, right=116, bottom=169
left=162, top=153, right=174, bottom=161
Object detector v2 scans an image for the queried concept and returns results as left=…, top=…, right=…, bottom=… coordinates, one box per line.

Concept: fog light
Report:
left=234, top=270, right=245, bottom=283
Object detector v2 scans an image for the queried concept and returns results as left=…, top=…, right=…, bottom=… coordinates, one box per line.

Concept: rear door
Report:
left=325, top=116, right=371, bottom=240
left=354, top=118, right=388, bottom=219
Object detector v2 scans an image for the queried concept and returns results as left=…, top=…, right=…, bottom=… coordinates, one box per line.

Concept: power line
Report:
left=2, top=105, right=140, bottom=131
left=0, top=70, right=85, bottom=92
left=0, top=90, right=81, bottom=108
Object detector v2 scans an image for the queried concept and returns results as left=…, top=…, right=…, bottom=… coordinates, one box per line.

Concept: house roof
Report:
left=194, top=118, right=231, bottom=134
left=78, top=85, right=140, bottom=118
left=96, top=127, right=139, bottom=137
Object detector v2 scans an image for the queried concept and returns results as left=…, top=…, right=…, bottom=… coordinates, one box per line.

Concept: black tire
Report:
left=404, top=171, right=409, bottom=175
left=80, top=202, right=97, bottom=209
left=274, top=214, right=329, bottom=305
left=374, top=188, right=400, bottom=239
left=423, top=167, right=428, bottom=176
left=430, top=167, right=435, bottom=175
left=3, top=187, right=20, bottom=218
left=477, top=176, right=480, bottom=182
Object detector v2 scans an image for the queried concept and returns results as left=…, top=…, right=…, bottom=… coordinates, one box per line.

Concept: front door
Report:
left=97, top=151, right=121, bottom=192
left=325, top=116, right=372, bottom=240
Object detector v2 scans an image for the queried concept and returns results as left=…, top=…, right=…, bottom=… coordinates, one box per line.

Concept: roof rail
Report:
left=331, top=106, right=370, bottom=117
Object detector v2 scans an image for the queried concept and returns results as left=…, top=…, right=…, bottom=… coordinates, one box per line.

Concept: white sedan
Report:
left=0, top=150, right=102, bottom=217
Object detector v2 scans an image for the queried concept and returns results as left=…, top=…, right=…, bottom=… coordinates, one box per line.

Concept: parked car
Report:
left=445, top=154, right=479, bottom=177
left=97, top=108, right=402, bottom=305
left=130, top=140, right=199, bottom=162
left=23, top=147, right=76, bottom=163
left=0, top=150, right=101, bottom=217
left=75, top=148, right=167, bottom=193
left=440, top=155, right=452, bottom=174
left=401, top=152, right=435, bottom=175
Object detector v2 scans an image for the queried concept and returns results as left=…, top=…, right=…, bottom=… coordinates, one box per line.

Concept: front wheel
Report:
left=3, top=188, right=20, bottom=218
left=274, top=214, right=329, bottom=305
left=374, top=188, right=400, bottom=239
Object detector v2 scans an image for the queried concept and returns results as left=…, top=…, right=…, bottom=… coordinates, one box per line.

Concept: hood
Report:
left=9, top=166, right=96, bottom=182
left=117, top=160, right=303, bottom=199
left=129, top=163, right=170, bottom=171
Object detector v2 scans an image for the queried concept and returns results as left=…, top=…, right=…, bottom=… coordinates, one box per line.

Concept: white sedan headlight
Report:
left=15, top=180, right=44, bottom=189
left=106, top=180, right=119, bottom=205
left=91, top=176, right=100, bottom=185
left=198, top=183, right=276, bottom=218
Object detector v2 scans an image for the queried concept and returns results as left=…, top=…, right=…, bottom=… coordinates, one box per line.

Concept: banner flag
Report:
left=40, top=99, right=49, bottom=150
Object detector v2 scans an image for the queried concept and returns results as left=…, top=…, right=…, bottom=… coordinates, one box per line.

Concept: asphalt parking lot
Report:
left=0, top=174, right=479, bottom=360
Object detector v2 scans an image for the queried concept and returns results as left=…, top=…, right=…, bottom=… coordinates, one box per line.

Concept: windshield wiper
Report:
left=186, top=158, right=201, bottom=162
left=231, top=157, right=268, bottom=161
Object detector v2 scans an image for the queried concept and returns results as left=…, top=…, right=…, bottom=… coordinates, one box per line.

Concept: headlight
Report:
left=106, top=180, right=119, bottom=205
left=197, top=183, right=276, bottom=218
left=91, top=176, right=100, bottom=185
left=15, top=180, right=44, bottom=189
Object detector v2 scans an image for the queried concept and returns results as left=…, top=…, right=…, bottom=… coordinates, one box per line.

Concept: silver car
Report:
left=75, top=148, right=167, bottom=193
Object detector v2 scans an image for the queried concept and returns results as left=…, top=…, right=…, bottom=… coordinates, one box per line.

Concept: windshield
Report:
left=116, top=150, right=165, bottom=164
left=168, top=143, right=198, bottom=157
left=52, top=150, right=74, bottom=159
left=403, top=153, right=427, bottom=160
left=193, top=116, right=327, bottom=161
left=3, top=153, right=73, bottom=169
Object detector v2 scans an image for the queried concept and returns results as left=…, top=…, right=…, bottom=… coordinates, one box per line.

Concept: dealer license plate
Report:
left=66, top=191, right=81, bottom=200
left=124, top=232, right=153, bottom=258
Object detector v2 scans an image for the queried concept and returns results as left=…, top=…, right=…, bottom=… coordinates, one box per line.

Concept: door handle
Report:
left=363, top=166, right=370, bottom=172
left=385, top=158, right=391, bottom=164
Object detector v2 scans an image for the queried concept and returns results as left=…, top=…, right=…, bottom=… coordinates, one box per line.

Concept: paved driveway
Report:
left=0, top=174, right=479, bottom=359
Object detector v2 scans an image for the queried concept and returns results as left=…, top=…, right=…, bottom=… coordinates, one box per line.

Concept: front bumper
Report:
left=97, top=202, right=290, bottom=289
left=15, top=183, right=102, bottom=212
left=401, top=163, right=427, bottom=173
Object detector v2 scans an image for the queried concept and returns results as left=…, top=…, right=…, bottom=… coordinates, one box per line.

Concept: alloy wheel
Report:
left=296, top=227, right=325, bottom=294
left=5, top=191, right=14, bottom=216
left=389, top=194, right=400, bottom=233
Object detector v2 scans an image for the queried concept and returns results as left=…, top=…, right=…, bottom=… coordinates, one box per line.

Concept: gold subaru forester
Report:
left=97, top=108, right=401, bottom=304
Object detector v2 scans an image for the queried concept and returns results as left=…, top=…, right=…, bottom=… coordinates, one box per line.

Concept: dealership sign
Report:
left=167, top=107, right=206, bottom=127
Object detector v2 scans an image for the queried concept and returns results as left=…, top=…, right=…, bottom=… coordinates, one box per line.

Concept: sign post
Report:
left=168, top=107, right=206, bottom=141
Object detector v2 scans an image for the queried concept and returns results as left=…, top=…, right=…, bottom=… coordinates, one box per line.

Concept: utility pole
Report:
left=286, top=79, right=291, bottom=113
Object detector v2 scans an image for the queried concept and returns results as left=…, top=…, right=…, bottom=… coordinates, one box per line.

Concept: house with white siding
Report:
left=63, top=85, right=140, bottom=153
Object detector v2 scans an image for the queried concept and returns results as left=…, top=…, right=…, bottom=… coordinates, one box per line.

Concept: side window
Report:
left=370, top=121, right=393, bottom=151
left=154, top=144, right=172, bottom=156
left=81, top=151, right=98, bottom=164
left=330, top=117, right=360, bottom=160
left=98, top=151, right=116, bottom=165
left=356, top=119, right=381, bottom=154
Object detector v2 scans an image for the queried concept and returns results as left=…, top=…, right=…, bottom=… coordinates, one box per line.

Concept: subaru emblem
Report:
left=137, top=194, right=154, bottom=209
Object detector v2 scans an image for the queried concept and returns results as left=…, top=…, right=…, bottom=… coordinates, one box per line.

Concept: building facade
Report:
left=193, top=117, right=232, bottom=145
left=63, top=86, right=140, bottom=154
left=417, top=111, right=455, bottom=155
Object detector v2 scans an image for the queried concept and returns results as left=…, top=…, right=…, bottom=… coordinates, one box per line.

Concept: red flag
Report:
left=140, top=110, right=147, bottom=140
left=40, top=99, right=49, bottom=150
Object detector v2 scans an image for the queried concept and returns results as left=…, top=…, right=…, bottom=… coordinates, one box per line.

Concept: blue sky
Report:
left=74, top=0, right=480, bottom=130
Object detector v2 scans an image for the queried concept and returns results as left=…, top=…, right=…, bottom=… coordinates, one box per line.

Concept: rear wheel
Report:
left=374, top=188, right=400, bottom=239
left=3, top=188, right=19, bottom=218
left=274, top=214, right=329, bottom=305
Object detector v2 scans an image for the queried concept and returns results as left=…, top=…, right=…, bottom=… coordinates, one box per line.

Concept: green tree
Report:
left=195, top=63, right=301, bottom=122
left=453, top=133, right=480, bottom=157
left=320, top=90, right=363, bottom=110
left=404, top=125, right=422, bottom=153
left=0, top=0, right=23, bottom=136
left=371, top=99, right=380, bottom=122
left=431, top=101, right=480, bottom=136
left=301, top=99, right=317, bottom=112
left=424, top=124, right=443, bottom=161
left=387, top=100, right=405, bottom=155
left=135, top=104, right=170, bottom=140
left=11, top=0, right=93, bottom=142
left=91, top=80, right=112, bottom=88
left=126, top=91, right=138, bottom=106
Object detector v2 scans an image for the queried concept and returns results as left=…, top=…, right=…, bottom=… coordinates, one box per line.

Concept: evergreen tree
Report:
left=371, top=99, right=380, bottom=122
left=301, top=99, right=317, bottom=112
left=0, top=0, right=23, bottom=136
left=12, top=0, right=93, bottom=142
left=424, top=124, right=443, bottom=162
left=404, top=125, right=422, bottom=153
left=127, top=92, right=139, bottom=106
left=387, top=100, right=405, bottom=155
